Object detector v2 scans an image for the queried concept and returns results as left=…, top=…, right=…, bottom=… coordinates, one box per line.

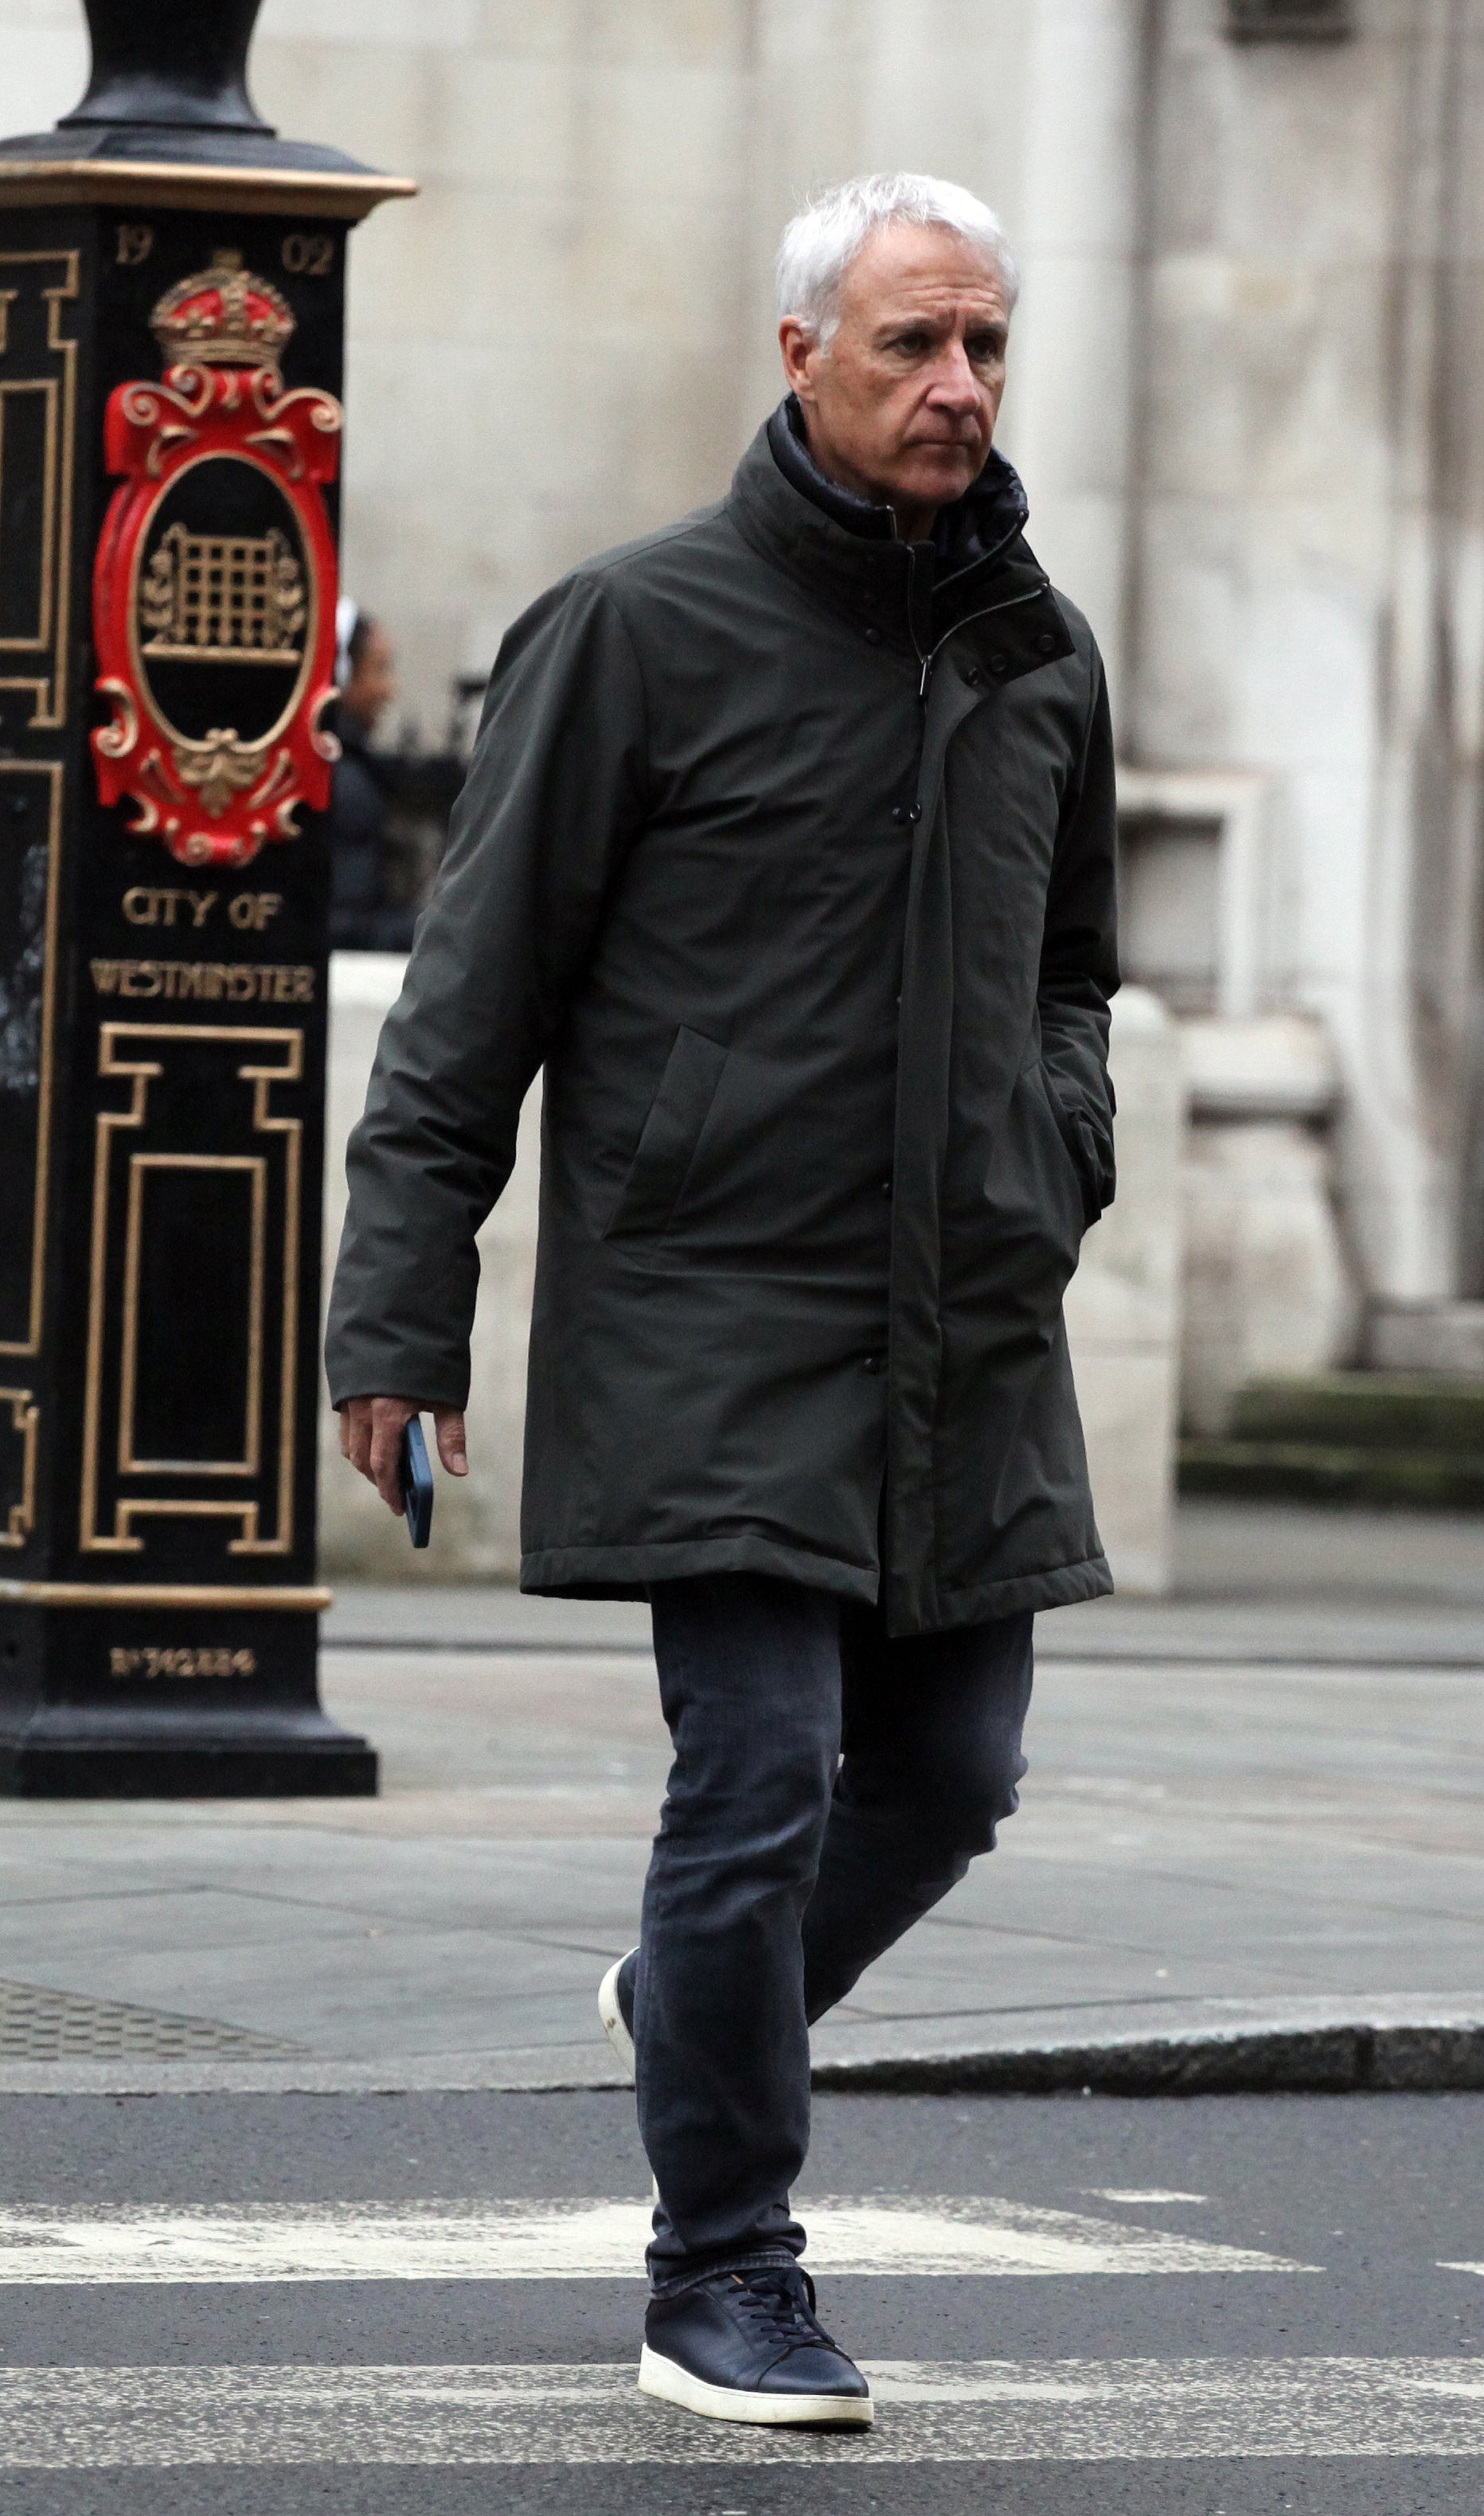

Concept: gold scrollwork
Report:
left=239, top=384, right=342, bottom=485
left=0, top=1389, right=38, bottom=1545
left=248, top=365, right=342, bottom=463
left=118, top=370, right=213, bottom=481
left=308, top=685, right=342, bottom=767
left=170, top=733, right=268, bottom=819
left=94, top=677, right=138, bottom=760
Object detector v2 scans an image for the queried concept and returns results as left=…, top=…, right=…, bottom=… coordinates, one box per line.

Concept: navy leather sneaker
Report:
left=597, top=1947, right=637, bottom=2076
left=639, top=2263, right=873, bottom=2427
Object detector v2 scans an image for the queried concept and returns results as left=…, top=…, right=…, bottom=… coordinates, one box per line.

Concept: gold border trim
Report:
left=82, top=1025, right=304, bottom=1554
left=0, top=161, right=417, bottom=221
left=119, top=1153, right=266, bottom=1475
left=0, top=1580, right=330, bottom=1610
left=0, top=376, right=57, bottom=654
left=0, top=1389, right=38, bottom=1545
left=0, top=250, right=77, bottom=729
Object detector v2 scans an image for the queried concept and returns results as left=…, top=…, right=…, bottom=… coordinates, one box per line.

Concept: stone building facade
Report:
left=6, top=0, right=1483, bottom=1426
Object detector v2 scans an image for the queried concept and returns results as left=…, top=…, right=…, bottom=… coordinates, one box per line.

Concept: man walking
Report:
left=328, top=170, right=1117, bottom=2429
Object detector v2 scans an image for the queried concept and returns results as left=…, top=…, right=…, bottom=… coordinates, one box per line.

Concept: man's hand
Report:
left=339, top=1396, right=469, bottom=1516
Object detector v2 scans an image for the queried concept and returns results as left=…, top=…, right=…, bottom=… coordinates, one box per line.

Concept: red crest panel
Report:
left=92, top=250, right=343, bottom=870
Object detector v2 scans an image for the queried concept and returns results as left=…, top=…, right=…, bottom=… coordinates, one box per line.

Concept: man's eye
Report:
left=967, top=336, right=1005, bottom=365
left=892, top=332, right=929, bottom=354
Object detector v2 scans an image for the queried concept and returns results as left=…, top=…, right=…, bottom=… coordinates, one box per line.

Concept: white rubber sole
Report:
left=597, top=1951, right=637, bottom=2078
left=638, top=2342, right=874, bottom=2428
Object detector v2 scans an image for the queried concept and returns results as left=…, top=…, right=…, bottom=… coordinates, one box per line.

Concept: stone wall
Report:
left=319, top=960, right=1183, bottom=1592
left=1127, top=0, right=1484, bottom=1307
left=318, top=953, right=536, bottom=1581
left=1063, top=985, right=1184, bottom=1592
left=1177, top=1016, right=1358, bottom=1436
left=252, top=0, right=760, bottom=748
left=0, top=0, right=1146, bottom=744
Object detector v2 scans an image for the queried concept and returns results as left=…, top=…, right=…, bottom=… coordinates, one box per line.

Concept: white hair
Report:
left=775, top=171, right=1019, bottom=343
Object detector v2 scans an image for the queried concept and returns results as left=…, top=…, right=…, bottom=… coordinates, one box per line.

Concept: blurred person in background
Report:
left=328, top=172, right=1117, bottom=2430
left=328, top=600, right=416, bottom=951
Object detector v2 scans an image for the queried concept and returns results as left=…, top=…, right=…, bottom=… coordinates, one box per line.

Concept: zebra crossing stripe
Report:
left=0, top=2194, right=1310, bottom=2283
left=0, top=2358, right=1479, bottom=2464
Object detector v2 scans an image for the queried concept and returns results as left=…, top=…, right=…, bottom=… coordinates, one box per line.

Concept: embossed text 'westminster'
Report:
left=90, top=961, right=315, bottom=1003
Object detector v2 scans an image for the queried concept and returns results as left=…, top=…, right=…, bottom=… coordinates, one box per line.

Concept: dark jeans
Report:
left=635, top=1572, right=1033, bottom=2290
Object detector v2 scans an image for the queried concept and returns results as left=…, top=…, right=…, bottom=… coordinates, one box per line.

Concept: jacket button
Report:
left=1036, top=631, right=1057, bottom=654
left=988, top=654, right=1008, bottom=675
left=963, top=665, right=982, bottom=686
left=861, top=1353, right=884, bottom=1373
left=864, top=626, right=883, bottom=646
left=890, top=804, right=909, bottom=825
left=880, top=1178, right=893, bottom=1197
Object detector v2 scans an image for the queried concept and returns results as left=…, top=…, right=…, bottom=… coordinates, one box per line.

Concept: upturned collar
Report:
left=767, top=393, right=1029, bottom=568
left=727, top=400, right=1071, bottom=682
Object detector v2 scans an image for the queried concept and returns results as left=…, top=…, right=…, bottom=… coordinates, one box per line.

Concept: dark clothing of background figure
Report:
left=326, top=402, right=1120, bottom=1637
left=328, top=707, right=416, bottom=953
left=636, top=1573, right=1033, bottom=2291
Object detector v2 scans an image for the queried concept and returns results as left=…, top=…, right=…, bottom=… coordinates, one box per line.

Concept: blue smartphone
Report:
left=399, top=1416, right=434, bottom=1549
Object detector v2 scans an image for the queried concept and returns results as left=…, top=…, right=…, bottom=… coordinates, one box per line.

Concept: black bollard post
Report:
left=0, top=2, right=414, bottom=1793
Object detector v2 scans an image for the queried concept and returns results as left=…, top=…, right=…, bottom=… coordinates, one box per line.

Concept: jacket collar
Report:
left=766, top=395, right=897, bottom=541
left=767, top=393, right=1029, bottom=572
left=728, top=400, right=1072, bottom=682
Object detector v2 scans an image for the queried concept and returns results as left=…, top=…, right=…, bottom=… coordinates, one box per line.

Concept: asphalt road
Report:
left=0, top=2088, right=1480, bottom=2511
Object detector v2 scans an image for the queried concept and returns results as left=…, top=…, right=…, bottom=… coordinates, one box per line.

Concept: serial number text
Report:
left=109, top=1647, right=258, bottom=1680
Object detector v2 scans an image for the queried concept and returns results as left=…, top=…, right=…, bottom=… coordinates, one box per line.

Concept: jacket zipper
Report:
left=904, top=510, right=1052, bottom=709
left=916, top=578, right=1055, bottom=709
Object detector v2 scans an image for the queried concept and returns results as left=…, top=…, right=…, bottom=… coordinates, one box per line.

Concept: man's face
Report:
left=780, top=223, right=1011, bottom=531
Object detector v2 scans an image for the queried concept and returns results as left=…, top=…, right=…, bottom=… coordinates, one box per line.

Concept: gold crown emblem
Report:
left=149, top=248, right=297, bottom=373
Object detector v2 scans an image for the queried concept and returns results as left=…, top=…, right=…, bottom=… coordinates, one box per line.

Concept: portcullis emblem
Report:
left=91, top=250, right=343, bottom=869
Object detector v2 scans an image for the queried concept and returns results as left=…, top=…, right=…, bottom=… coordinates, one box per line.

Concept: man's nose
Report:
left=924, top=344, right=984, bottom=416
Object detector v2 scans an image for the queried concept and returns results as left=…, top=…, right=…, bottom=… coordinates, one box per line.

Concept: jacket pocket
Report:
left=1034, top=1063, right=1115, bottom=1230
left=603, top=1026, right=728, bottom=1239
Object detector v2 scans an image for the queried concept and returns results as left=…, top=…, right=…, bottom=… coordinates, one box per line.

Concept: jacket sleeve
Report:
left=1037, top=649, right=1119, bottom=1225
left=323, top=573, right=649, bottom=1408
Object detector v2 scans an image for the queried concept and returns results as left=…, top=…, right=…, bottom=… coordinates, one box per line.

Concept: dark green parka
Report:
left=326, top=407, right=1119, bottom=1634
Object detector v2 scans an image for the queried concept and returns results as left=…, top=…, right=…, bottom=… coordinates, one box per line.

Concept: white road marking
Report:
left=1442, top=2262, right=1484, bottom=2277
left=1, top=2358, right=1481, bottom=2465
left=1086, top=2190, right=1208, bottom=2205
left=0, top=2195, right=1308, bottom=2284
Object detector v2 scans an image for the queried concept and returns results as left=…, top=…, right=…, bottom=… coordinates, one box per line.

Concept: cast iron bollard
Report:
left=0, top=1, right=414, bottom=1792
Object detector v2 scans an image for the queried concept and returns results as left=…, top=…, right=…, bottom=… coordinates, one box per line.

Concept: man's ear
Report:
left=779, top=317, right=818, bottom=397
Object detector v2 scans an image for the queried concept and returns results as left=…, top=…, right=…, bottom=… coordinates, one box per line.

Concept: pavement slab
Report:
left=1, top=1505, right=1481, bottom=2092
